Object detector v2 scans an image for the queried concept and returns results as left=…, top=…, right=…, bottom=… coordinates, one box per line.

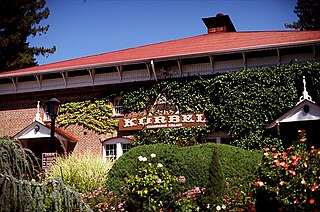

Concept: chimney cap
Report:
left=202, top=14, right=236, bottom=33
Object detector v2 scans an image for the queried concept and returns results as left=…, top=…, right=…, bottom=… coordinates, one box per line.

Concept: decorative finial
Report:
left=33, top=101, right=44, bottom=123
left=297, top=76, right=314, bottom=105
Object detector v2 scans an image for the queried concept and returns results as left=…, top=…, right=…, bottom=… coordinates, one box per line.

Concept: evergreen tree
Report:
left=0, top=0, right=56, bottom=72
left=285, top=0, right=320, bottom=30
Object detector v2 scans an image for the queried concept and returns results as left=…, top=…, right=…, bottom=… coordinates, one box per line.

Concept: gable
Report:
left=266, top=100, right=320, bottom=129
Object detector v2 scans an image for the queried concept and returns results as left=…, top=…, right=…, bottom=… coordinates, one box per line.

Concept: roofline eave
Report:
left=0, top=40, right=319, bottom=79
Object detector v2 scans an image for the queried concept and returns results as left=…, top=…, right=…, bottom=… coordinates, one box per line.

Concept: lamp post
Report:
left=47, top=98, right=60, bottom=152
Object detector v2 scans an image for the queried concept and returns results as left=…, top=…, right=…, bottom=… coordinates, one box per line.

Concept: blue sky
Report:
left=29, top=0, right=298, bottom=65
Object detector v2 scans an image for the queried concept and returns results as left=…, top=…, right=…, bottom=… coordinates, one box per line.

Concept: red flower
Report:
left=309, top=199, right=315, bottom=204
left=292, top=161, right=298, bottom=166
left=298, top=129, right=305, bottom=133
left=275, top=160, right=280, bottom=167
left=311, top=186, right=316, bottom=192
left=286, top=146, right=292, bottom=151
left=294, top=198, right=299, bottom=204
left=253, top=181, right=264, bottom=187
left=272, top=147, right=277, bottom=152
left=300, top=138, right=306, bottom=143
left=281, top=152, right=287, bottom=160
left=288, top=170, right=296, bottom=176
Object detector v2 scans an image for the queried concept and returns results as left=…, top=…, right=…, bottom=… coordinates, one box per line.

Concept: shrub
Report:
left=122, top=154, right=178, bottom=211
left=252, top=130, right=320, bottom=211
left=0, top=138, right=40, bottom=180
left=0, top=138, right=91, bottom=211
left=48, top=151, right=114, bottom=194
left=106, top=143, right=224, bottom=201
left=214, top=144, right=262, bottom=192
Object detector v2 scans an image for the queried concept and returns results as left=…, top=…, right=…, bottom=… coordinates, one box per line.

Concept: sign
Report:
left=42, top=152, right=57, bottom=171
left=119, top=113, right=206, bottom=131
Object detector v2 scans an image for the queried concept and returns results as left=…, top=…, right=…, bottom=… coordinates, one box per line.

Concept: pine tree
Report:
left=285, top=0, right=320, bottom=30
left=0, top=0, right=56, bottom=72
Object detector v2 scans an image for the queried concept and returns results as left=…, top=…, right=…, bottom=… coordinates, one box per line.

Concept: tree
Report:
left=0, top=0, right=56, bottom=72
left=285, top=0, right=320, bottom=30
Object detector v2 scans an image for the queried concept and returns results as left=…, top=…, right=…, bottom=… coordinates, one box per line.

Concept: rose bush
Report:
left=252, top=130, right=320, bottom=211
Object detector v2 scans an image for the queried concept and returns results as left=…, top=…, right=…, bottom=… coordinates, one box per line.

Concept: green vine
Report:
left=57, top=99, right=118, bottom=134
left=121, top=62, right=320, bottom=149
left=53, top=62, right=320, bottom=149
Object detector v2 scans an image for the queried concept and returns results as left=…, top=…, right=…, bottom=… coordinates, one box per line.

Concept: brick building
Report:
left=0, top=14, right=320, bottom=160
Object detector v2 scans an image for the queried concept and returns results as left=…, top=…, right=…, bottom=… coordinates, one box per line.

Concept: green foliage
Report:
left=0, top=0, right=56, bottom=71
left=285, top=0, right=320, bottom=30
left=48, top=151, right=114, bottom=194
left=252, top=130, right=320, bottom=211
left=0, top=138, right=91, bottom=211
left=214, top=144, right=262, bottom=191
left=122, top=154, right=178, bottom=211
left=0, top=139, right=40, bottom=180
left=0, top=175, right=92, bottom=212
left=57, top=99, right=118, bottom=134
left=121, top=62, right=320, bottom=149
left=106, top=143, right=224, bottom=199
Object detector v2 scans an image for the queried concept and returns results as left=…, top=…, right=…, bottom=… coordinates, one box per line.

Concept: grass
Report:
left=48, top=151, right=114, bottom=194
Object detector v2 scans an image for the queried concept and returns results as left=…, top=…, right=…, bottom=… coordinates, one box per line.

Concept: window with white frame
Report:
left=113, top=97, right=123, bottom=116
left=105, top=144, right=117, bottom=159
left=102, top=138, right=133, bottom=159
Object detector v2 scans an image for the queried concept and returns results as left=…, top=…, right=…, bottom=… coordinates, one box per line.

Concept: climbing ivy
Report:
left=52, top=62, right=320, bottom=149
left=121, top=62, right=320, bottom=149
left=57, top=99, right=118, bottom=134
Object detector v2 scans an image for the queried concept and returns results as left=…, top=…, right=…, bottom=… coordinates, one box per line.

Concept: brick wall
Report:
left=0, top=86, right=119, bottom=157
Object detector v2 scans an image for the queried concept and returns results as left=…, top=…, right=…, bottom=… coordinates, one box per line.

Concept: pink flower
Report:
left=253, top=181, right=264, bottom=187
left=288, top=170, right=296, bottom=176
left=193, top=187, right=201, bottom=194
left=275, top=160, right=280, bottom=167
left=179, top=176, right=186, bottom=183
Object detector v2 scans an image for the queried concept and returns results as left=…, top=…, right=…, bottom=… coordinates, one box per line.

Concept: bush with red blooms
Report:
left=252, top=130, right=320, bottom=211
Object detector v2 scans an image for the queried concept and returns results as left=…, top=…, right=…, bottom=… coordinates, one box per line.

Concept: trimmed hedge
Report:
left=106, top=143, right=262, bottom=200
left=106, top=143, right=224, bottom=198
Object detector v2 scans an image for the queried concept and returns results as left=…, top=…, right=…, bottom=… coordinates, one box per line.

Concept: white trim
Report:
left=102, top=137, right=134, bottom=159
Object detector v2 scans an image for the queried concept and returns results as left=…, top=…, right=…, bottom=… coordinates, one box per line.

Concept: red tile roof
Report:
left=1, top=30, right=320, bottom=77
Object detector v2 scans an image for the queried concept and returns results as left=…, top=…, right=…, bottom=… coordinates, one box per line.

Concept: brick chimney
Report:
left=202, top=13, right=236, bottom=33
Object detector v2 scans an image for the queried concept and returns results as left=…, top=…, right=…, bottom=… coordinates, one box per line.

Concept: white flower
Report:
left=150, top=153, right=156, bottom=158
left=138, top=156, right=147, bottom=162
left=148, top=163, right=152, bottom=166
left=222, top=204, right=226, bottom=210
left=157, top=163, right=163, bottom=168
left=216, top=205, right=221, bottom=211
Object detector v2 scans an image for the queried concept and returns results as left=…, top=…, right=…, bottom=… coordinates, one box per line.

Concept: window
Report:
left=105, top=144, right=116, bottom=159
left=102, top=138, right=133, bottom=160
left=113, top=97, right=123, bottom=116
left=122, top=143, right=132, bottom=154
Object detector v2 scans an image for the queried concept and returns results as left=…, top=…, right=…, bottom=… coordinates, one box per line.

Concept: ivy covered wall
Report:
left=57, top=62, right=320, bottom=150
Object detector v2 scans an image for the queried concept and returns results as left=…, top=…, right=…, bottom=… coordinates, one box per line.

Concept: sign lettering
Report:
left=119, top=113, right=206, bottom=131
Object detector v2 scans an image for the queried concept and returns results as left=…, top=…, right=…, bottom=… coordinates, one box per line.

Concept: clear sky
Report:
left=29, top=0, right=298, bottom=65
